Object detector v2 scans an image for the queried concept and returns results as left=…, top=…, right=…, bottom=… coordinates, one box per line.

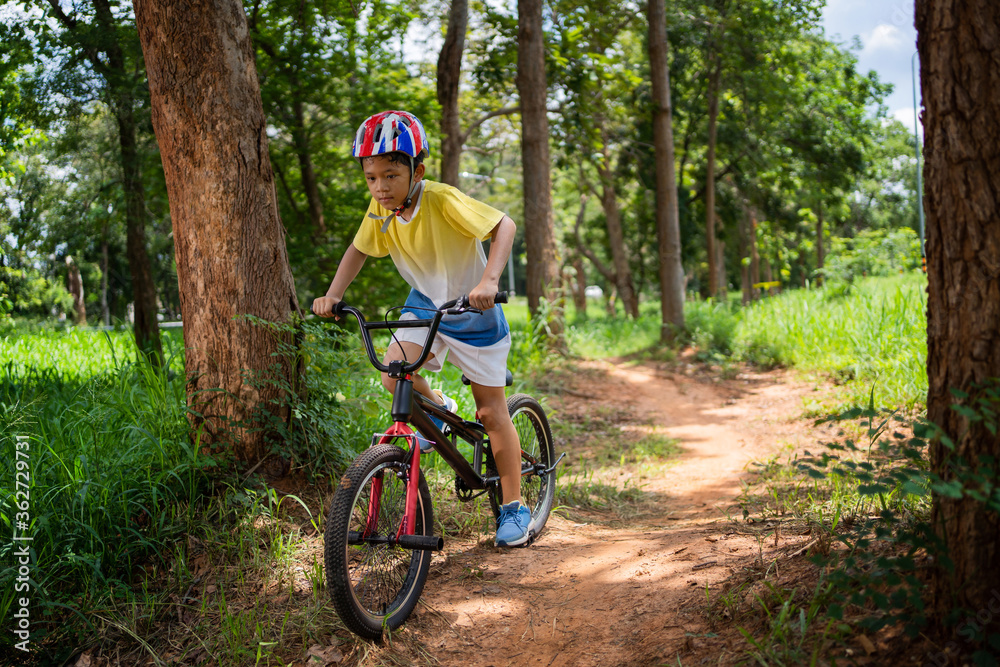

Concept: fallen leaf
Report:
left=858, top=634, right=876, bottom=655
left=306, top=645, right=344, bottom=665
left=74, top=653, right=93, bottom=667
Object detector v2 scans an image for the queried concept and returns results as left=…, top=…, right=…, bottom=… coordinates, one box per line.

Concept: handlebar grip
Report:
left=494, top=291, right=508, bottom=304
left=333, top=300, right=349, bottom=317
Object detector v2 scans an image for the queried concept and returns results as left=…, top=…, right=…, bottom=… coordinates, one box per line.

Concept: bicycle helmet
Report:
left=351, top=110, right=429, bottom=161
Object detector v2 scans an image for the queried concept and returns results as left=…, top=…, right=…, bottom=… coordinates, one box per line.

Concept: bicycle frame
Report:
left=334, top=300, right=496, bottom=544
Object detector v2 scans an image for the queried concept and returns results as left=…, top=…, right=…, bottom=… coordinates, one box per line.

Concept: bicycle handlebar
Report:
left=331, top=292, right=508, bottom=376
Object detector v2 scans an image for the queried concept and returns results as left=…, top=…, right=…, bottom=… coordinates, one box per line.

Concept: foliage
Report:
left=820, top=227, right=922, bottom=291
left=238, top=316, right=385, bottom=477
left=736, top=385, right=1000, bottom=663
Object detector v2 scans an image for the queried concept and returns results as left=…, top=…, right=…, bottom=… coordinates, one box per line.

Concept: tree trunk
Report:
left=595, top=125, right=639, bottom=319
left=517, top=0, right=563, bottom=337
left=572, top=255, right=587, bottom=318
left=437, top=0, right=468, bottom=187
left=116, top=102, right=163, bottom=363
left=292, top=97, right=326, bottom=236
left=90, top=0, right=163, bottom=363
left=739, top=206, right=751, bottom=305
left=750, top=210, right=760, bottom=301
left=716, top=239, right=726, bottom=299
left=135, top=0, right=302, bottom=464
left=705, top=61, right=721, bottom=298
left=648, top=0, right=685, bottom=341
left=917, top=0, right=1000, bottom=634
left=66, top=256, right=86, bottom=326
left=815, top=204, right=825, bottom=286
left=100, top=229, right=110, bottom=326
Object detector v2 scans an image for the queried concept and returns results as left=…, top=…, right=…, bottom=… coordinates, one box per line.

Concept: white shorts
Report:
left=391, top=312, right=512, bottom=387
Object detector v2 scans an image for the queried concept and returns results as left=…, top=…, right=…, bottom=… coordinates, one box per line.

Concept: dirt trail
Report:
left=403, top=359, right=823, bottom=667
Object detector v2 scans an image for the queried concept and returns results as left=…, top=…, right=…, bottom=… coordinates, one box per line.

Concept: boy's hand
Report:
left=312, top=296, right=341, bottom=318
left=469, top=281, right=500, bottom=310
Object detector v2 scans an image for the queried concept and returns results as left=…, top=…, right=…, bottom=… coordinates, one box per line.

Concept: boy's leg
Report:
left=470, top=383, right=522, bottom=505
left=381, top=340, right=437, bottom=399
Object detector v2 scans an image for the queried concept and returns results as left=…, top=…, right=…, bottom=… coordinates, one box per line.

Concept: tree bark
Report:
left=705, top=60, right=721, bottom=298
left=100, top=229, right=110, bottom=326
left=292, top=97, right=326, bottom=236
left=115, top=100, right=163, bottom=363
left=66, top=256, right=86, bottom=326
left=572, top=255, right=588, bottom=318
left=437, top=0, right=468, bottom=187
left=86, top=0, right=163, bottom=363
left=595, top=125, right=639, bottom=319
left=815, top=204, right=825, bottom=286
left=135, top=0, right=302, bottom=464
left=716, top=239, right=726, bottom=299
left=917, top=0, right=1000, bottom=632
left=750, top=209, right=760, bottom=300
left=517, top=0, right=563, bottom=336
left=648, top=0, right=685, bottom=341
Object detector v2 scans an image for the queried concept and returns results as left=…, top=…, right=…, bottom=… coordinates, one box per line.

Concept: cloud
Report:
left=864, top=24, right=905, bottom=52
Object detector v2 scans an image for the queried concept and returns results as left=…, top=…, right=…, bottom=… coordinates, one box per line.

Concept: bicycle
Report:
left=322, top=292, right=563, bottom=641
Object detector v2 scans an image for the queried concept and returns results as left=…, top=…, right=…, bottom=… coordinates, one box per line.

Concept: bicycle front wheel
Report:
left=488, top=393, right=557, bottom=542
left=324, top=444, right=433, bottom=641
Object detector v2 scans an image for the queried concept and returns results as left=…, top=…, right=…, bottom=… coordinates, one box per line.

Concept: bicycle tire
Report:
left=487, top=393, right=557, bottom=543
left=324, top=443, right=433, bottom=641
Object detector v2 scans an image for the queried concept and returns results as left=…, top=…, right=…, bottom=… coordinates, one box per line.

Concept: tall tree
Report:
left=40, top=0, right=163, bottom=362
left=647, top=0, right=684, bottom=339
left=917, top=0, right=1000, bottom=633
left=704, top=45, right=723, bottom=297
left=551, top=2, right=642, bottom=319
left=135, top=0, right=302, bottom=463
left=517, top=0, right=562, bottom=327
left=437, top=0, right=468, bottom=187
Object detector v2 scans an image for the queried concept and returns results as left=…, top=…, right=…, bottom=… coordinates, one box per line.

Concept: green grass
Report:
left=0, top=324, right=186, bottom=379
left=0, top=339, right=203, bottom=660
left=505, top=273, right=927, bottom=414
left=0, top=321, right=382, bottom=664
left=733, top=273, right=927, bottom=410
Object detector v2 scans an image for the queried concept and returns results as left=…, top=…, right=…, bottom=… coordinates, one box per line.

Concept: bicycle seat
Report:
left=462, top=369, right=513, bottom=387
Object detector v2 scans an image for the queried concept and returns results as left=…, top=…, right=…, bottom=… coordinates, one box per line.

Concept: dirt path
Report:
left=395, top=359, right=825, bottom=667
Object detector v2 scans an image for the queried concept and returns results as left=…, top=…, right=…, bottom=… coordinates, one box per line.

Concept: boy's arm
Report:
left=469, top=215, right=516, bottom=310
left=312, top=243, right=368, bottom=317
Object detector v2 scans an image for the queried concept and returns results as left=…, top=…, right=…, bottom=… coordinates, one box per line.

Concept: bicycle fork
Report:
left=359, top=373, right=443, bottom=552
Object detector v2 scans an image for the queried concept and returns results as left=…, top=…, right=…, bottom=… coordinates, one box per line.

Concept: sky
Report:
left=820, top=0, right=921, bottom=137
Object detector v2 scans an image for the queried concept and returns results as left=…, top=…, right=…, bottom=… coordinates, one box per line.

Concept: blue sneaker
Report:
left=495, top=501, right=532, bottom=547
left=421, top=391, right=458, bottom=452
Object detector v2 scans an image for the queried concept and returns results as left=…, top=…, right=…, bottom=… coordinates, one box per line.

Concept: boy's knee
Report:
left=477, top=404, right=507, bottom=431
left=380, top=373, right=396, bottom=393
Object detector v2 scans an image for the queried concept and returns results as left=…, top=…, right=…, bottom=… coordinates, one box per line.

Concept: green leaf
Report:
left=931, top=480, right=964, bottom=499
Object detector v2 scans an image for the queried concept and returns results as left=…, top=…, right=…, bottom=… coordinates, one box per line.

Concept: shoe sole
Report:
left=495, top=528, right=535, bottom=548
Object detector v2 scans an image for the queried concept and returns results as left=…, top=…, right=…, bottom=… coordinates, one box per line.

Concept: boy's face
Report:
left=362, top=155, right=425, bottom=211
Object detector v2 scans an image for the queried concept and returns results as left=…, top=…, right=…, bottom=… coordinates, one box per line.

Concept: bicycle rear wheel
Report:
left=487, top=393, right=556, bottom=543
left=324, top=444, right=433, bottom=641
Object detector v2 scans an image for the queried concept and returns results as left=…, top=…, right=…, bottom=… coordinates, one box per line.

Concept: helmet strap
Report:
left=394, top=155, right=419, bottom=216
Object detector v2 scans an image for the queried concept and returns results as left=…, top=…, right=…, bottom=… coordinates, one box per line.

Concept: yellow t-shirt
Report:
left=352, top=180, right=505, bottom=306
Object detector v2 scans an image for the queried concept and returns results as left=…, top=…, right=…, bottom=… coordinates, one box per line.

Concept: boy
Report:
left=312, top=110, right=530, bottom=547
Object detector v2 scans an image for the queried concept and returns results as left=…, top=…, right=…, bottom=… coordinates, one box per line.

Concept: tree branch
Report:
left=572, top=194, right=616, bottom=284
left=459, top=105, right=520, bottom=144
